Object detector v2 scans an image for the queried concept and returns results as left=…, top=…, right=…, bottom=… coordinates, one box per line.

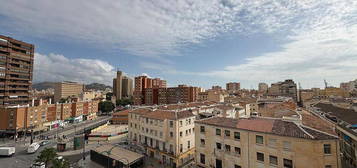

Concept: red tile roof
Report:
left=196, top=117, right=337, bottom=140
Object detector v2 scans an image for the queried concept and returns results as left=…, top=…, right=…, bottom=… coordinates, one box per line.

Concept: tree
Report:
left=52, top=158, right=70, bottom=168
left=106, top=92, right=113, bottom=101
left=35, top=148, right=58, bottom=168
left=99, top=101, right=115, bottom=113
left=116, top=98, right=133, bottom=106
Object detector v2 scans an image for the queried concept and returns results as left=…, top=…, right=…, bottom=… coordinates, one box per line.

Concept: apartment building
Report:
left=113, top=71, right=134, bottom=100
left=133, top=75, right=166, bottom=105
left=268, top=79, right=298, bottom=102
left=195, top=117, right=340, bottom=168
left=0, top=35, right=34, bottom=107
left=71, top=101, right=83, bottom=117
left=54, top=81, right=84, bottom=102
left=128, top=108, right=196, bottom=167
left=226, top=82, right=240, bottom=92
left=258, top=83, right=269, bottom=94
left=0, top=107, right=27, bottom=134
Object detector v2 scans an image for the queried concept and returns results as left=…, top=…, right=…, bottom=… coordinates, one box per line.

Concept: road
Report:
left=0, top=116, right=110, bottom=168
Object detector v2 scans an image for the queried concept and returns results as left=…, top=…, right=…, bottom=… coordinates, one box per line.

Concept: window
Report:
left=325, top=166, right=332, bottom=168
left=180, top=131, right=183, bottom=137
left=180, top=144, right=183, bottom=152
left=234, top=147, right=241, bottom=155
left=225, top=130, right=230, bottom=137
left=234, top=132, right=240, bottom=140
left=187, top=141, right=190, bottom=149
left=200, top=126, right=205, bottom=133
left=170, top=121, right=174, bottom=127
left=170, top=132, right=173, bottom=137
left=200, top=153, right=205, bottom=164
left=283, top=141, right=291, bottom=151
left=234, top=165, right=241, bottom=168
left=225, top=144, right=231, bottom=152
left=257, top=152, right=264, bottom=162
left=283, top=159, right=293, bottom=168
left=200, top=139, right=205, bottom=146
left=324, top=144, right=331, bottom=154
left=269, top=155, right=278, bottom=166
left=216, top=143, right=222, bottom=150
left=216, top=129, right=221, bottom=136
left=180, top=121, right=183, bottom=126
left=256, top=135, right=263, bottom=144
left=160, top=132, right=163, bottom=138
left=268, top=138, right=277, bottom=148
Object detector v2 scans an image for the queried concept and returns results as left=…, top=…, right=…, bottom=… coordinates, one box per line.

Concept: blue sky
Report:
left=0, top=0, right=356, bottom=89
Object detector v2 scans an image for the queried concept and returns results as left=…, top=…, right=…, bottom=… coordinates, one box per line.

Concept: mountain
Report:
left=32, top=82, right=56, bottom=90
left=85, top=83, right=112, bottom=91
left=32, top=82, right=112, bottom=91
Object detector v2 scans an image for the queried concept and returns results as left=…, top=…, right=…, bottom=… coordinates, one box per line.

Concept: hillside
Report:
left=32, top=82, right=112, bottom=91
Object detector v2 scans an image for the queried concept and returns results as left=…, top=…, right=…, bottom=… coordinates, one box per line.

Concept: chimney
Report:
left=32, top=99, right=35, bottom=107
left=40, top=99, right=43, bottom=106
left=49, top=98, right=52, bottom=104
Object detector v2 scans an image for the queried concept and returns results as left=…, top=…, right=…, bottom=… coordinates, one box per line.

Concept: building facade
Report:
left=128, top=108, right=196, bottom=167
left=195, top=117, right=340, bottom=168
left=268, top=79, right=298, bottom=102
left=0, top=35, right=34, bottom=107
left=54, top=81, right=84, bottom=102
left=226, top=82, right=240, bottom=92
left=258, top=83, right=269, bottom=94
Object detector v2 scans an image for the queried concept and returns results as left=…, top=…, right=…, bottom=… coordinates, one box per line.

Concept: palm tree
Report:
left=35, top=148, right=58, bottom=168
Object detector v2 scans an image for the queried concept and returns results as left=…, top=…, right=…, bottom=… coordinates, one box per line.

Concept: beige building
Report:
left=128, top=108, right=196, bottom=167
left=81, top=91, right=102, bottom=101
left=258, top=83, right=269, bottom=94
left=198, top=90, right=226, bottom=103
left=113, top=71, right=133, bottom=100
left=122, top=76, right=133, bottom=98
left=195, top=117, right=340, bottom=168
left=54, top=81, right=84, bottom=102
left=226, top=82, right=240, bottom=92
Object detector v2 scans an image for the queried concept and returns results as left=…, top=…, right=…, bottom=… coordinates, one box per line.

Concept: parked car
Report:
left=39, top=140, right=49, bottom=146
left=27, top=142, right=40, bottom=154
left=0, top=147, right=15, bottom=156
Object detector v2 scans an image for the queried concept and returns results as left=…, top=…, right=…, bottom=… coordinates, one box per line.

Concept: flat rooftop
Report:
left=93, top=144, right=144, bottom=164
left=90, top=125, right=128, bottom=136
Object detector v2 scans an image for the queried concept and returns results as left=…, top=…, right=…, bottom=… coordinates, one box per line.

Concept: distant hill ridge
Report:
left=32, top=82, right=112, bottom=91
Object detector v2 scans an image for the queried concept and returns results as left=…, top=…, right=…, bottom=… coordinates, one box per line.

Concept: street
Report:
left=0, top=116, right=110, bottom=168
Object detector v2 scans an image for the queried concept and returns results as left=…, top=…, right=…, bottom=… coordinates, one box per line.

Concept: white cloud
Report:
left=0, top=0, right=308, bottom=58
left=139, top=0, right=357, bottom=88
left=34, top=53, right=115, bottom=85
left=1, top=0, right=357, bottom=88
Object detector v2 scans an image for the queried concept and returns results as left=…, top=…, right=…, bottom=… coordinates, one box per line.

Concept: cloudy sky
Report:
left=0, top=0, right=356, bottom=89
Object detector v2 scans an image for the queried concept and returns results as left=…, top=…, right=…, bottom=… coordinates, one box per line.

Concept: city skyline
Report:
left=0, top=0, right=356, bottom=89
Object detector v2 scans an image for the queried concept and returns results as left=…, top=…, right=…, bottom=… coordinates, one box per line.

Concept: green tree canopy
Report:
left=35, top=148, right=58, bottom=168
left=99, top=101, right=115, bottom=113
left=116, top=98, right=133, bottom=106
left=52, top=158, right=70, bottom=168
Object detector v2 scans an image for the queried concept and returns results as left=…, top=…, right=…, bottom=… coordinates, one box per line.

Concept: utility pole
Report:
left=83, top=127, right=86, bottom=161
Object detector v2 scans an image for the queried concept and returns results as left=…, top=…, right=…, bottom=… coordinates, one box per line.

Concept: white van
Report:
left=27, top=143, right=40, bottom=154
left=0, top=147, right=15, bottom=156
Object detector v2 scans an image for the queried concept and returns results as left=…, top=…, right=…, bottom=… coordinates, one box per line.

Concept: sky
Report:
left=0, top=0, right=356, bottom=89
